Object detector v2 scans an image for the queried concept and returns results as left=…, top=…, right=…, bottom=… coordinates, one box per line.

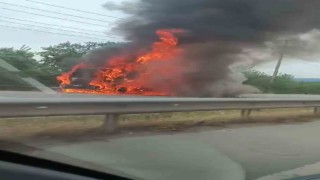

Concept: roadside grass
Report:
left=0, top=108, right=318, bottom=140
left=120, top=108, right=314, bottom=129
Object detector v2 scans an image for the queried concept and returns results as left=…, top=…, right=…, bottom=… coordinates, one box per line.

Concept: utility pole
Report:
left=270, top=40, right=289, bottom=85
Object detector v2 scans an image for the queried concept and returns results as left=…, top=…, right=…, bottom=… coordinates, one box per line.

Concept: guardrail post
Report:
left=241, top=109, right=252, bottom=117
left=241, top=110, right=245, bottom=116
left=103, top=114, right=119, bottom=133
left=314, top=107, right=320, bottom=114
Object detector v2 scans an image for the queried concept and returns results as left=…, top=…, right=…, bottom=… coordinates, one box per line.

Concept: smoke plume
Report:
left=100, top=0, right=320, bottom=96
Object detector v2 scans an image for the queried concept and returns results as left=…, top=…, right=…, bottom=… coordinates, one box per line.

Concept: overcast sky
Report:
left=1, top=0, right=320, bottom=78
left=0, top=0, right=126, bottom=49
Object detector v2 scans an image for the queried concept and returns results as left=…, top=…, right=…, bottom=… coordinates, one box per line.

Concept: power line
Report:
left=0, top=19, right=118, bottom=39
left=0, top=16, right=101, bottom=34
left=0, top=2, right=114, bottom=24
left=0, top=16, right=120, bottom=36
left=0, top=24, right=114, bottom=41
left=25, top=0, right=123, bottom=20
left=1, top=7, right=109, bottom=28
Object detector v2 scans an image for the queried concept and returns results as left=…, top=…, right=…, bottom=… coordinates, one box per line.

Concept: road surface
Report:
left=14, top=120, right=319, bottom=179
left=3, top=91, right=320, bottom=179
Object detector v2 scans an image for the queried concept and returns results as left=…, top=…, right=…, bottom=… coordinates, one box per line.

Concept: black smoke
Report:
left=106, top=0, right=320, bottom=43
left=101, top=0, right=320, bottom=97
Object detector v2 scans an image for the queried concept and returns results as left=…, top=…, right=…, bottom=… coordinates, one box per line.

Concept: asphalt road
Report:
left=26, top=120, right=320, bottom=180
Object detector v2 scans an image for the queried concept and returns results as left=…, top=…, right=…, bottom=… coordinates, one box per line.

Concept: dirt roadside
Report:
left=0, top=107, right=319, bottom=143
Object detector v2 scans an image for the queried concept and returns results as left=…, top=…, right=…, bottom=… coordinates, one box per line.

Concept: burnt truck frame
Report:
left=63, top=68, right=156, bottom=94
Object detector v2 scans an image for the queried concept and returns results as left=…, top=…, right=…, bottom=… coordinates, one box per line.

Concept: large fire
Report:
left=57, top=29, right=184, bottom=96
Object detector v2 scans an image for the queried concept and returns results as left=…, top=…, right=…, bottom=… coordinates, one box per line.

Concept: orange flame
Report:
left=56, top=63, right=86, bottom=86
left=57, top=29, right=183, bottom=96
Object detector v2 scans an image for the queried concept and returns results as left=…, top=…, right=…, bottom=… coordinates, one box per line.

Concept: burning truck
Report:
left=57, top=29, right=184, bottom=96
left=61, top=67, right=163, bottom=95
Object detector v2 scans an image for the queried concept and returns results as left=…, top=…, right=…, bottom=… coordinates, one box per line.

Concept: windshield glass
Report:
left=2, top=0, right=320, bottom=179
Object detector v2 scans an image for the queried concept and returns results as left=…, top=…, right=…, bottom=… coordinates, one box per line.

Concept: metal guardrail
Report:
left=2, top=97, right=320, bottom=132
left=1, top=97, right=320, bottom=117
left=239, top=94, right=320, bottom=99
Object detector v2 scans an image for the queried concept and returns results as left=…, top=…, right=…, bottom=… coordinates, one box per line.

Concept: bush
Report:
left=243, top=70, right=320, bottom=94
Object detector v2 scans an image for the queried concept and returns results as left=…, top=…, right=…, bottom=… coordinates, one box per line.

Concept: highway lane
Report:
left=31, top=120, right=320, bottom=180
left=47, top=138, right=246, bottom=180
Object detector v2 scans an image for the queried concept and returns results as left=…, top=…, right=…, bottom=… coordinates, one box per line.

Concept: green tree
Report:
left=38, top=41, right=119, bottom=86
left=243, top=70, right=297, bottom=93
left=243, top=70, right=320, bottom=94
left=0, top=46, right=42, bottom=90
left=271, top=74, right=297, bottom=93
left=0, top=46, right=39, bottom=71
left=243, top=70, right=272, bottom=92
left=39, top=41, right=119, bottom=73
